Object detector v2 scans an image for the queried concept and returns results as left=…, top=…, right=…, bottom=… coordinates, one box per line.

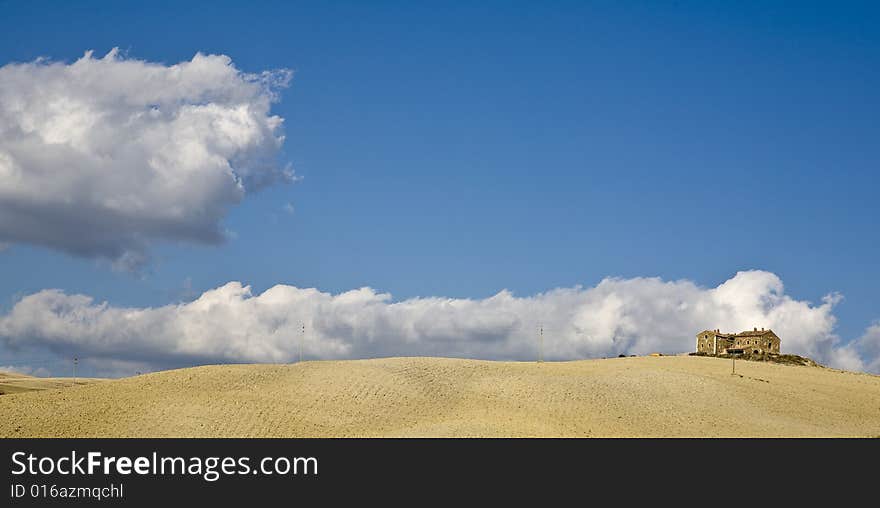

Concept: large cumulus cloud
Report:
left=1, top=270, right=876, bottom=375
left=0, top=49, right=292, bottom=269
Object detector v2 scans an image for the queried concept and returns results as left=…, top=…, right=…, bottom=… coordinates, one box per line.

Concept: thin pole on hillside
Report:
left=732, top=356, right=736, bottom=375
left=538, top=325, right=544, bottom=363
left=300, top=323, right=305, bottom=363
left=73, top=357, right=77, bottom=385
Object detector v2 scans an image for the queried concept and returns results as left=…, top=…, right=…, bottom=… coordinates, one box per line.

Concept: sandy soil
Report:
left=0, top=356, right=878, bottom=437
left=0, top=371, right=104, bottom=395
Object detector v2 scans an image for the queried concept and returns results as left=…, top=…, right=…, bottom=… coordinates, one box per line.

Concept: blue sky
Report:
left=0, top=1, right=878, bottom=375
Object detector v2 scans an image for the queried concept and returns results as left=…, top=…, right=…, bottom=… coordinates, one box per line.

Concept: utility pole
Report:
left=732, top=355, right=736, bottom=375
left=538, top=325, right=544, bottom=363
left=299, top=323, right=305, bottom=363
left=73, top=357, right=78, bottom=385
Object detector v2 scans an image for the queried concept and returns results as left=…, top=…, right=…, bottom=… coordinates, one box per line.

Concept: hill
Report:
left=0, top=356, right=878, bottom=437
left=0, top=371, right=104, bottom=396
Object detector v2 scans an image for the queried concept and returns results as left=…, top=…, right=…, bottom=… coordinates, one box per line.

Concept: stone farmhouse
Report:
left=696, top=328, right=781, bottom=355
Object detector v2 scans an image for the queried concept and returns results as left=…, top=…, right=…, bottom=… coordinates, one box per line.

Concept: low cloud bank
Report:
left=1, top=270, right=875, bottom=376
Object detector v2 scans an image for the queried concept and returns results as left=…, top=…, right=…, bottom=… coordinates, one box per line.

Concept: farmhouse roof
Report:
left=698, top=329, right=734, bottom=338
left=735, top=329, right=776, bottom=337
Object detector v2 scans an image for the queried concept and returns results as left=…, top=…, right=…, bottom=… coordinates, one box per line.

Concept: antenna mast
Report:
left=300, top=323, right=305, bottom=363
left=539, top=325, right=544, bottom=363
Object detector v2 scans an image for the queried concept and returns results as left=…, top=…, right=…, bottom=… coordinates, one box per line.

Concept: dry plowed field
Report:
left=1, top=356, right=878, bottom=437
left=0, top=371, right=103, bottom=396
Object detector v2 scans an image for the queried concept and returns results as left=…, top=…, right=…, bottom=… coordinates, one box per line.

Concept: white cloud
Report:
left=853, top=322, right=880, bottom=373
left=0, top=49, right=293, bottom=269
left=1, top=270, right=876, bottom=375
